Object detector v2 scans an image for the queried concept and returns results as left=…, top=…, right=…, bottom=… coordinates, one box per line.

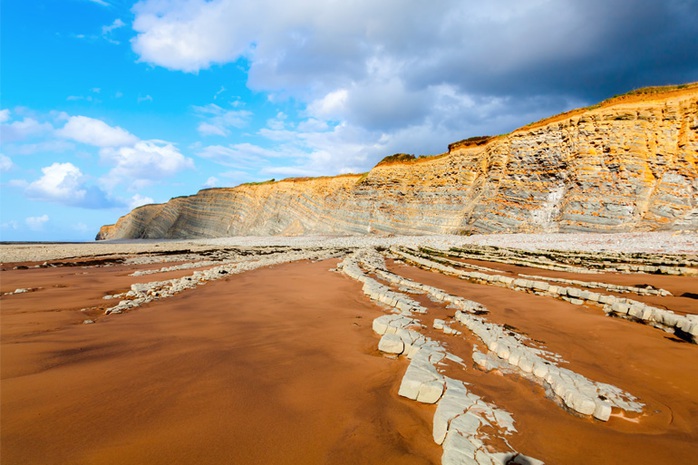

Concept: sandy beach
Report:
left=1, top=233, right=697, bottom=464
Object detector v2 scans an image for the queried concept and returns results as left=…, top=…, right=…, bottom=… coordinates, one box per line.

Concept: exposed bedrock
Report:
left=98, top=87, right=698, bottom=239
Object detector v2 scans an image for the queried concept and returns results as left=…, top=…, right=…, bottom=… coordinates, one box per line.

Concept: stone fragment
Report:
left=532, top=361, right=549, bottom=379
left=417, top=379, right=445, bottom=404
left=567, top=287, right=581, bottom=298
left=442, top=431, right=478, bottom=464
left=378, top=333, right=404, bottom=355
left=433, top=380, right=474, bottom=444
left=593, top=400, right=612, bottom=421
left=518, top=356, right=534, bottom=373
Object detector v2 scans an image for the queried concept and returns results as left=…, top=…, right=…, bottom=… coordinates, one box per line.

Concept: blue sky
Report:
left=1, top=0, right=697, bottom=241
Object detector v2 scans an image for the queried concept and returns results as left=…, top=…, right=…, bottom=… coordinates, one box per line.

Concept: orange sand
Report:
left=1, top=259, right=441, bottom=465
left=2, top=251, right=697, bottom=465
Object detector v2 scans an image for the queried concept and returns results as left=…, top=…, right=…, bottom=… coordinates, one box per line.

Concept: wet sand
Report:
left=1, top=259, right=441, bottom=465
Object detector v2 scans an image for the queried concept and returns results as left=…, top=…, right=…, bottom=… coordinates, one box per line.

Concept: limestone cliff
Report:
left=98, top=85, right=698, bottom=240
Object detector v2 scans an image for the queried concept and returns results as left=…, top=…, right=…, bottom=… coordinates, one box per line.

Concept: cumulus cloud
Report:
left=130, top=0, right=698, bottom=177
left=57, top=115, right=139, bottom=147
left=132, top=1, right=698, bottom=115
left=131, top=1, right=698, bottom=95
left=132, top=0, right=256, bottom=72
left=26, top=214, right=49, bottom=230
left=25, top=162, right=119, bottom=209
left=26, top=162, right=87, bottom=202
left=100, top=140, right=194, bottom=190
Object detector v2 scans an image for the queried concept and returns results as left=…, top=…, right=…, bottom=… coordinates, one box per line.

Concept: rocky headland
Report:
left=97, top=84, right=698, bottom=240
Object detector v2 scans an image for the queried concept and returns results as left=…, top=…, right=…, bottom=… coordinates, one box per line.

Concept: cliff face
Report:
left=98, top=86, right=698, bottom=240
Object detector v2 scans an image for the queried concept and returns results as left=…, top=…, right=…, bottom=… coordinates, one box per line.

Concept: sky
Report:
left=1, top=0, right=697, bottom=241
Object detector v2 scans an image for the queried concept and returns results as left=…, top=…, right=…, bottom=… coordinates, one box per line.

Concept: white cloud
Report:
left=67, top=95, right=94, bottom=102
left=213, top=86, right=226, bottom=100
left=132, top=0, right=255, bottom=72
left=197, top=122, right=227, bottom=137
left=129, top=194, right=155, bottom=209
left=87, top=0, right=110, bottom=6
left=130, top=0, right=582, bottom=172
left=296, top=118, right=328, bottom=132
left=57, top=115, right=138, bottom=147
left=1, top=117, right=53, bottom=142
left=0, top=154, right=13, bottom=172
left=100, top=140, right=194, bottom=190
left=0, top=109, right=10, bottom=123
left=203, top=176, right=219, bottom=187
left=138, top=94, right=153, bottom=103
left=307, top=89, right=348, bottom=120
left=194, top=104, right=251, bottom=137
left=26, top=214, right=49, bottom=231
left=102, top=19, right=125, bottom=35
left=1, top=220, right=19, bottom=230
left=26, top=162, right=87, bottom=203
left=23, top=161, right=121, bottom=209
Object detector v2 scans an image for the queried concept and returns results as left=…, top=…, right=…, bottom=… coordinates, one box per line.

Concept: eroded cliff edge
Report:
left=98, top=85, right=698, bottom=240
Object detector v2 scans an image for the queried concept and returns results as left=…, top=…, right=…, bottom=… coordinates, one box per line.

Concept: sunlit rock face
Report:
left=97, top=87, right=698, bottom=240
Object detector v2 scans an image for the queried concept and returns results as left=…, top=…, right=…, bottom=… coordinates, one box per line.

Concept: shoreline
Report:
left=1, top=231, right=696, bottom=264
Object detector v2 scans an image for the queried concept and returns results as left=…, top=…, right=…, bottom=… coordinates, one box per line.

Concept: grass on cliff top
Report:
left=375, top=152, right=449, bottom=167
left=273, top=173, right=363, bottom=183
left=235, top=173, right=364, bottom=186
left=520, top=82, right=698, bottom=132
left=240, top=178, right=276, bottom=186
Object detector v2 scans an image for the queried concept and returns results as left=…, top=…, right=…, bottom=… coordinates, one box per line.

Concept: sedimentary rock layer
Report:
left=98, top=86, right=698, bottom=240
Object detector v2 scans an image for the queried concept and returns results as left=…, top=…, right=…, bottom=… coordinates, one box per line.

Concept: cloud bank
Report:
left=131, top=0, right=698, bottom=174
left=2, top=110, right=195, bottom=210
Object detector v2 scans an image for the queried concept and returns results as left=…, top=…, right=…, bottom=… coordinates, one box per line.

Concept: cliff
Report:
left=98, top=84, right=698, bottom=240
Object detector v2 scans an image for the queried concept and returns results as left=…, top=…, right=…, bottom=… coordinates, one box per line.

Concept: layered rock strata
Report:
left=393, top=247, right=698, bottom=343
left=102, top=248, right=344, bottom=314
left=345, top=250, right=642, bottom=419
left=339, top=252, right=544, bottom=464
left=98, top=86, right=698, bottom=239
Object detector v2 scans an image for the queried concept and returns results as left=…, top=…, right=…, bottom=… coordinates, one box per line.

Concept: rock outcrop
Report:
left=98, top=85, right=698, bottom=240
